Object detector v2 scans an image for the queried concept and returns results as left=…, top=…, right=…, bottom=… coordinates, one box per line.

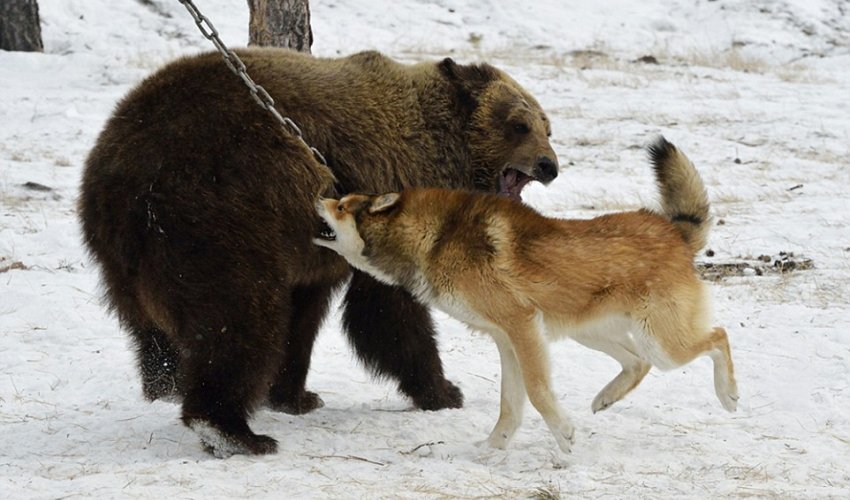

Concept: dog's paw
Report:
left=719, top=392, right=739, bottom=412
left=482, top=432, right=510, bottom=450
left=591, top=393, right=615, bottom=414
left=715, top=379, right=739, bottom=413
left=552, top=423, right=576, bottom=454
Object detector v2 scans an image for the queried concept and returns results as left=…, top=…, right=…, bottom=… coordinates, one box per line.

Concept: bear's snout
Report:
left=535, top=156, right=559, bottom=184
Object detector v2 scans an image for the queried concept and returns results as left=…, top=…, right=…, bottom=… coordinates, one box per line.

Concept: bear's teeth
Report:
left=499, top=168, right=532, bottom=201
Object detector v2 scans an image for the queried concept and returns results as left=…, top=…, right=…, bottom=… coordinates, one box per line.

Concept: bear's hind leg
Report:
left=109, top=281, right=182, bottom=402
left=133, top=325, right=182, bottom=401
left=179, top=311, right=287, bottom=458
left=180, top=344, right=279, bottom=457
left=267, top=280, right=343, bottom=414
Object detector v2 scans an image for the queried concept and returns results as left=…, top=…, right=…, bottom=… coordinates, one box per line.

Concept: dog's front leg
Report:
left=508, top=318, right=575, bottom=454
left=484, top=331, right=526, bottom=449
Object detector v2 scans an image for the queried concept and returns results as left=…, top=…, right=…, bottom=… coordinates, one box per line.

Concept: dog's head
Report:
left=313, top=192, right=403, bottom=285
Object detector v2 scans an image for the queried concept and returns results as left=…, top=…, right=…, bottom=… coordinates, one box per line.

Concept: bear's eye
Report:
left=513, top=123, right=530, bottom=134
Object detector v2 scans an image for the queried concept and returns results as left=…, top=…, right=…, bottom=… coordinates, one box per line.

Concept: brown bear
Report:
left=79, top=48, right=558, bottom=458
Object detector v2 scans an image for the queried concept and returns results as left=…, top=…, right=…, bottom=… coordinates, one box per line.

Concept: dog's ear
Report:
left=369, top=193, right=401, bottom=214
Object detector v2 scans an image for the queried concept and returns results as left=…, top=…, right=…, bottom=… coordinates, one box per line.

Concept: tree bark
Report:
left=0, top=0, right=44, bottom=52
left=247, top=0, right=312, bottom=53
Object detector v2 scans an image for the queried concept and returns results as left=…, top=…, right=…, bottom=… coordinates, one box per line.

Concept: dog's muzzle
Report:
left=316, top=218, right=337, bottom=241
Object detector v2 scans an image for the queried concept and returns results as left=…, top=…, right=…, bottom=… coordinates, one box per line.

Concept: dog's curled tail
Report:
left=648, top=136, right=711, bottom=254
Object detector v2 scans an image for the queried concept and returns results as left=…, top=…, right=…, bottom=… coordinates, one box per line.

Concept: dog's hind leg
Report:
left=633, top=294, right=739, bottom=412
left=705, top=327, right=738, bottom=412
left=505, top=316, right=575, bottom=453
left=484, top=332, right=526, bottom=449
left=572, top=330, right=651, bottom=413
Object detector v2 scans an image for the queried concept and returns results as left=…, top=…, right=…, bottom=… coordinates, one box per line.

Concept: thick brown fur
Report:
left=315, top=137, right=738, bottom=453
left=79, top=48, right=558, bottom=457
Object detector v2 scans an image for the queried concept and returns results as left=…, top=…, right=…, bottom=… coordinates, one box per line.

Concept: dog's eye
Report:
left=337, top=205, right=344, bottom=212
left=513, top=123, right=530, bottom=134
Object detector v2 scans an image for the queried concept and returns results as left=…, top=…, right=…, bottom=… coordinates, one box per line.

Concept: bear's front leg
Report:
left=342, top=270, right=463, bottom=410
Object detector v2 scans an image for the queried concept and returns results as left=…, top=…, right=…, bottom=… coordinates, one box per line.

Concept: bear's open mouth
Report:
left=316, top=219, right=337, bottom=241
left=499, top=168, right=534, bottom=201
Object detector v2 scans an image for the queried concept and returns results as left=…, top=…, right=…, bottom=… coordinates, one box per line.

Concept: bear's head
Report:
left=440, top=58, right=559, bottom=201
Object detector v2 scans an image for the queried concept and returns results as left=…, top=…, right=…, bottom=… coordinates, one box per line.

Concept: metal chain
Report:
left=176, top=0, right=328, bottom=166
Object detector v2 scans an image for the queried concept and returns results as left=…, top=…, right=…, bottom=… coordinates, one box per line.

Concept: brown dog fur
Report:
left=314, top=137, right=738, bottom=453
left=78, top=48, right=558, bottom=457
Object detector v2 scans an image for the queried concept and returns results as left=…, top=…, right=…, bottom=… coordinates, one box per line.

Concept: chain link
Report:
left=176, top=0, right=328, bottom=166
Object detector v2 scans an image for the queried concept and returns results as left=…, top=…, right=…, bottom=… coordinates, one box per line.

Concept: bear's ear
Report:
left=369, top=193, right=401, bottom=214
left=438, top=58, right=498, bottom=100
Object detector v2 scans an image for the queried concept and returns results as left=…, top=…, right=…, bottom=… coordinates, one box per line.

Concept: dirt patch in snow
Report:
left=697, top=251, right=814, bottom=281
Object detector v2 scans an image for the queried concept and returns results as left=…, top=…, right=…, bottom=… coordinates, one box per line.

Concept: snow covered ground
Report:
left=2, top=0, right=849, bottom=497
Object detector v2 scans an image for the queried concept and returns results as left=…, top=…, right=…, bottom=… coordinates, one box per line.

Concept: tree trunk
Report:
left=0, top=0, right=44, bottom=52
left=247, top=0, right=312, bottom=53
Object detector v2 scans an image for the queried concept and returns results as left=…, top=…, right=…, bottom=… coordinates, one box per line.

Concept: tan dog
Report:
left=314, top=137, right=738, bottom=453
